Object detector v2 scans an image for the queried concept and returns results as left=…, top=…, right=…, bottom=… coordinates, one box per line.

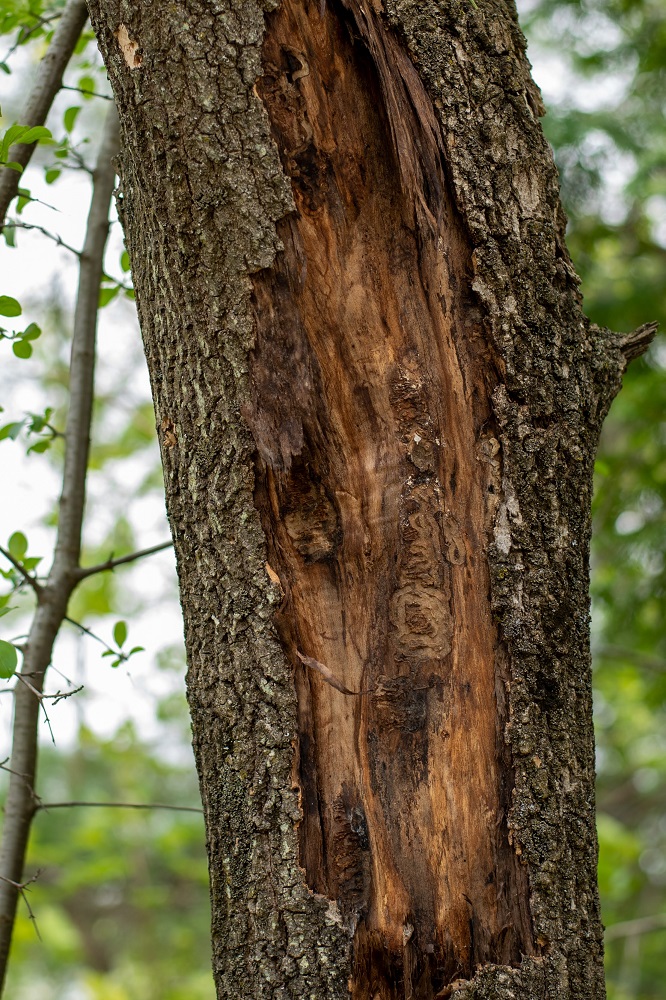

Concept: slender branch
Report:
left=9, top=222, right=81, bottom=258
left=0, top=547, right=42, bottom=596
left=14, top=675, right=83, bottom=705
left=61, top=84, right=113, bottom=101
left=102, top=272, right=133, bottom=292
left=0, top=761, right=36, bottom=795
left=596, top=644, right=666, bottom=673
left=64, top=146, right=93, bottom=174
left=0, top=0, right=89, bottom=228
left=605, top=913, right=666, bottom=942
left=73, top=540, right=173, bottom=580
left=36, top=801, right=203, bottom=815
left=54, top=106, right=120, bottom=572
left=0, top=105, right=119, bottom=994
left=64, top=615, right=116, bottom=655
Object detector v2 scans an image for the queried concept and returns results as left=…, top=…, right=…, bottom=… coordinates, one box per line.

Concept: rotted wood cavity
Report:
left=247, top=0, right=536, bottom=994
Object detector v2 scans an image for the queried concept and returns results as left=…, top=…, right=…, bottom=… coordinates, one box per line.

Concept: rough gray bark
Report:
left=85, top=1, right=653, bottom=997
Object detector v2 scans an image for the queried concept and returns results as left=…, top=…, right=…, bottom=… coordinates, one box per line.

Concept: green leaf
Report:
left=3, top=225, right=16, bottom=248
left=12, top=339, right=32, bottom=359
left=17, top=126, right=52, bottom=145
left=27, top=440, right=51, bottom=454
left=63, top=106, right=81, bottom=134
left=74, top=32, right=94, bottom=56
left=101, top=650, right=116, bottom=658
left=2, top=161, right=23, bottom=173
left=8, top=532, right=28, bottom=561
left=44, top=167, right=61, bottom=185
left=0, top=608, right=15, bottom=619
left=120, top=250, right=131, bottom=273
left=0, top=639, right=17, bottom=679
left=0, top=63, right=10, bottom=76
left=78, top=75, right=95, bottom=99
left=0, top=295, right=21, bottom=317
left=22, top=557, right=41, bottom=572
left=0, top=125, right=51, bottom=163
left=98, top=286, right=120, bottom=308
left=128, top=646, right=145, bottom=656
left=0, top=421, right=24, bottom=441
left=15, top=188, right=30, bottom=214
left=113, top=620, right=127, bottom=648
left=0, top=124, right=29, bottom=161
left=21, top=323, right=41, bottom=341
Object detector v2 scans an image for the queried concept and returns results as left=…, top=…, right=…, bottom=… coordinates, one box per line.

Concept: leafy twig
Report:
left=0, top=12, right=62, bottom=66
left=0, top=546, right=42, bottom=596
left=0, top=0, right=89, bottom=228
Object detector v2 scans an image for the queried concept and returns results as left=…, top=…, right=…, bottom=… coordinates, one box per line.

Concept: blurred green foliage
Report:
left=522, top=0, right=666, bottom=996
left=5, top=723, right=214, bottom=1000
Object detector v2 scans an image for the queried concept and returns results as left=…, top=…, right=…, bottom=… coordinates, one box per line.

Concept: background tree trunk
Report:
left=86, top=1, right=644, bottom=996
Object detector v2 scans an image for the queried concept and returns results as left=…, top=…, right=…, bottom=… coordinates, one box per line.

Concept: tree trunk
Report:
left=86, top=1, right=645, bottom=996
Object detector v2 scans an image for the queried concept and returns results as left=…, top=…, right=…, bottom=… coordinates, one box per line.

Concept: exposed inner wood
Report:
left=248, top=0, right=535, bottom=994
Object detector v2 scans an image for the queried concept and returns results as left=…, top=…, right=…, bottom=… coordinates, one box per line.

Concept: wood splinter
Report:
left=296, top=650, right=373, bottom=697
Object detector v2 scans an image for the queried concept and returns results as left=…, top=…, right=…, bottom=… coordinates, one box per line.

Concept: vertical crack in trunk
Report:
left=247, top=0, right=536, bottom=994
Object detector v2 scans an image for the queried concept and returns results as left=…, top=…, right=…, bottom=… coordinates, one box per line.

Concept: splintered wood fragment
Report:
left=619, top=321, right=659, bottom=363
left=265, top=561, right=282, bottom=587
left=296, top=650, right=372, bottom=696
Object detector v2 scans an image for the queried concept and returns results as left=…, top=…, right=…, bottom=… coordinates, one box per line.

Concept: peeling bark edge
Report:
left=82, top=0, right=653, bottom=996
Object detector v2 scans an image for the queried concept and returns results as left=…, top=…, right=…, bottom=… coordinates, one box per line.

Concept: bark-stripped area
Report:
left=85, top=0, right=649, bottom=997
left=247, top=0, right=533, bottom=991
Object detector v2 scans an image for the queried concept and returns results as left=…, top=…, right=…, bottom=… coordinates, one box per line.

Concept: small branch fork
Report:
left=0, top=540, right=172, bottom=597
left=0, top=872, right=41, bottom=941
left=0, top=547, right=42, bottom=596
left=14, top=673, right=83, bottom=748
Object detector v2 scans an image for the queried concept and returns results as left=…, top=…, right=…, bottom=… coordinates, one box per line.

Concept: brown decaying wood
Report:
left=248, top=1, right=533, bottom=992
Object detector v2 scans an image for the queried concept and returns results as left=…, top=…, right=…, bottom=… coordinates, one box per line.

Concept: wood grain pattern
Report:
left=248, top=0, right=535, bottom=993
